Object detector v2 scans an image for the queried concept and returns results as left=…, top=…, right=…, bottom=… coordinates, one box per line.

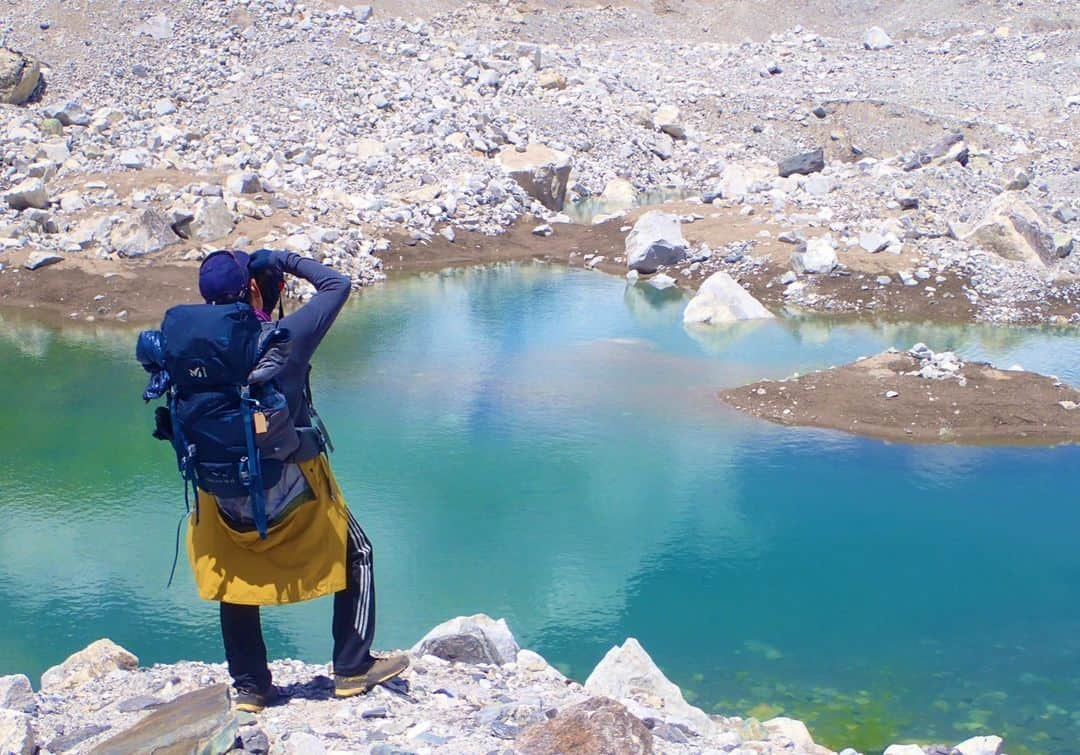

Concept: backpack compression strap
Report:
left=239, top=386, right=270, bottom=539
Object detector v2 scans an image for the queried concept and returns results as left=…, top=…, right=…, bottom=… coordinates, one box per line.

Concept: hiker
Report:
left=138, top=249, right=407, bottom=712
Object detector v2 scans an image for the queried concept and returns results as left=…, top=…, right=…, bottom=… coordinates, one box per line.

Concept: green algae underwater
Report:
left=3, top=264, right=1080, bottom=753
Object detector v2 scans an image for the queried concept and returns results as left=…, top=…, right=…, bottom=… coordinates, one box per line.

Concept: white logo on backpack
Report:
left=189, top=366, right=208, bottom=379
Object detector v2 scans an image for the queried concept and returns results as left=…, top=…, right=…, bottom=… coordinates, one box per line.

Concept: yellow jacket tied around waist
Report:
left=187, top=454, right=349, bottom=606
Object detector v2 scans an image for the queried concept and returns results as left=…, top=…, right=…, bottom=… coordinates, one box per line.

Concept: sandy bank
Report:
left=719, top=347, right=1080, bottom=445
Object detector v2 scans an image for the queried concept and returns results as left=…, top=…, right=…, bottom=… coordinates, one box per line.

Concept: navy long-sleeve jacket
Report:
left=266, top=251, right=351, bottom=428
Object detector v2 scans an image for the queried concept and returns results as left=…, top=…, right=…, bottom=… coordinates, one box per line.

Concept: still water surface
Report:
left=2, top=264, right=1079, bottom=753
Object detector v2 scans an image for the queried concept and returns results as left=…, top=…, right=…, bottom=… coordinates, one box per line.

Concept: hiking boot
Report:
left=232, top=684, right=280, bottom=713
left=334, top=653, right=409, bottom=698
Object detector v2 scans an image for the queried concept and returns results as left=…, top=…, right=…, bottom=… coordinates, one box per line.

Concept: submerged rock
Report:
left=516, top=696, right=654, bottom=755
left=412, top=613, right=520, bottom=665
left=683, top=270, right=774, bottom=325
left=584, top=637, right=713, bottom=735
left=625, top=211, right=687, bottom=273
left=40, top=639, right=138, bottom=692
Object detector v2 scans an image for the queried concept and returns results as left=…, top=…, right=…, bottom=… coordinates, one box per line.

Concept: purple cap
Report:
left=198, top=250, right=251, bottom=304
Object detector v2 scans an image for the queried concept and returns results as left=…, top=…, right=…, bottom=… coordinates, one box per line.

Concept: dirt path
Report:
left=719, top=350, right=1080, bottom=445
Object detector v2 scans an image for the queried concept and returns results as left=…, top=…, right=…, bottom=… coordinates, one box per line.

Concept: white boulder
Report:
left=110, top=209, right=181, bottom=257
left=411, top=614, right=520, bottom=666
left=625, top=211, right=687, bottom=273
left=189, top=197, right=236, bottom=243
left=584, top=637, right=713, bottom=735
left=883, top=746, right=924, bottom=755
left=599, top=178, right=637, bottom=211
left=683, top=271, right=774, bottom=325
left=40, top=639, right=138, bottom=692
left=765, top=717, right=818, bottom=750
left=864, top=27, right=894, bottom=50
left=791, top=237, right=838, bottom=274
left=954, top=735, right=1004, bottom=755
left=0, top=675, right=35, bottom=714
left=0, top=710, right=34, bottom=755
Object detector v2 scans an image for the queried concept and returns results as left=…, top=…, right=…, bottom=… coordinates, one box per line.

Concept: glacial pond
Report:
left=2, top=263, right=1079, bottom=754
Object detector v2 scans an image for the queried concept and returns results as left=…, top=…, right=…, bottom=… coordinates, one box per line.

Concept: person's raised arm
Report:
left=254, top=249, right=350, bottom=361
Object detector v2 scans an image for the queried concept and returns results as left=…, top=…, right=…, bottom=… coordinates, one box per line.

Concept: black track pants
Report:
left=219, top=509, right=376, bottom=692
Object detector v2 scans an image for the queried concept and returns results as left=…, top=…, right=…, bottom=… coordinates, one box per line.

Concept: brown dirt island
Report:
left=718, top=346, right=1080, bottom=445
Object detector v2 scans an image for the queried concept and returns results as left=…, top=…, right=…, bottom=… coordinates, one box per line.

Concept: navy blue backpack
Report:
left=138, top=302, right=299, bottom=539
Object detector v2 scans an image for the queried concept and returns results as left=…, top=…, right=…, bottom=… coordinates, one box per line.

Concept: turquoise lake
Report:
left=2, top=263, right=1079, bottom=754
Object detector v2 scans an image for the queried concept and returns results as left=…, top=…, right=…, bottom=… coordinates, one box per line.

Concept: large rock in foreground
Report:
left=0, top=48, right=41, bottom=105
left=625, top=211, right=687, bottom=273
left=0, top=710, right=34, bottom=755
left=516, top=696, right=654, bottom=755
left=412, top=613, right=520, bottom=665
left=41, top=639, right=138, bottom=692
left=188, top=197, right=237, bottom=242
left=497, top=144, right=572, bottom=211
left=683, top=271, right=774, bottom=325
left=584, top=638, right=712, bottom=735
left=965, top=195, right=1055, bottom=267
left=88, top=684, right=235, bottom=755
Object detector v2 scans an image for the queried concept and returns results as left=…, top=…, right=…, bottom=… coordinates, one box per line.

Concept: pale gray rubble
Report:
left=0, top=615, right=1007, bottom=755
left=0, top=0, right=1076, bottom=319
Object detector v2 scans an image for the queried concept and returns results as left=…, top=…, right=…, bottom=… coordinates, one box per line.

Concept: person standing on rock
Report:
left=148, top=249, right=407, bottom=712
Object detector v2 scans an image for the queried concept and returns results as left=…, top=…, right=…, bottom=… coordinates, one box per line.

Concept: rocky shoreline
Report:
left=1, top=0, right=1077, bottom=327
left=0, top=614, right=1007, bottom=755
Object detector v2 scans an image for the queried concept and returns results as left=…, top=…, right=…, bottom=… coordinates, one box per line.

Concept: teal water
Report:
left=2, top=264, right=1079, bottom=754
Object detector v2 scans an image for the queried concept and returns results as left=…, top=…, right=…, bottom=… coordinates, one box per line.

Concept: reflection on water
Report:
left=2, top=264, right=1079, bottom=754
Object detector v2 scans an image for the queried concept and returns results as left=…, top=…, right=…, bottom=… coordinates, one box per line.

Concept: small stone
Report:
left=116, top=695, right=163, bottom=713
left=778, top=148, right=825, bottom=178
left=812, top=105, right=827, bottom=119
left=863, top=27, right=894, bottom=50
left=876, top=275, right=893, bottom=285
left=226, top=171, right=261, bottom=195
left=532, top=224, right=553, bottom=237
left=283, top=731, right=327, bottom=755
left=885, top=391, right=899, bottom=398
left=780, top=271, right=797, bottom=285
left=24, top=252, right=63, bottom=271
left=1053, top=232, right=1074, bottom=258
left=1005, top=171, right=1030, bottom=191
left=1052, top=205, right=1077, bottom=223
left=239, top=727, right=270, bottom=754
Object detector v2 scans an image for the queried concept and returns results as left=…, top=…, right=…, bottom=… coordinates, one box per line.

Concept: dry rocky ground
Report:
left=0, top=615, right=1008, bottom=755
